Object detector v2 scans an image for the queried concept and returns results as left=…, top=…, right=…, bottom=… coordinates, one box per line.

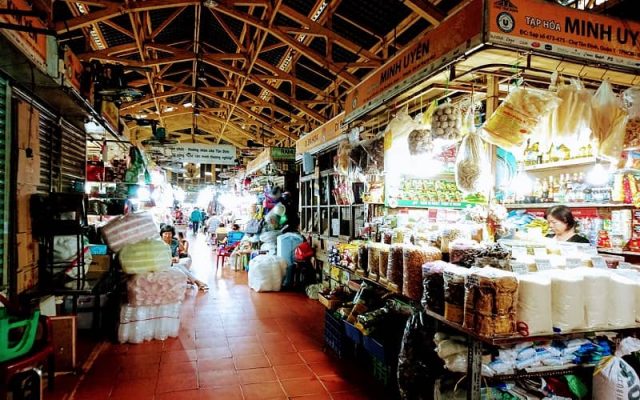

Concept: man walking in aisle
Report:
left=190, top=207, right=203, bottom=235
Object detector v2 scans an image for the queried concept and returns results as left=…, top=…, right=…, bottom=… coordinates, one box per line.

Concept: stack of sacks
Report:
left=516, top=274, right=553, bottom=334
left=463, top=267, right=518, bottom=336
left=119, top=270, right=186, bottom=343
left=248, top=255, right=288, bottom=292
left=101, top=212, right=187, bottom=343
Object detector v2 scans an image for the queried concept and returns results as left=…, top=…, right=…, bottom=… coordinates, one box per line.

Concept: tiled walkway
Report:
left=51, top=233, right=387, bottom=400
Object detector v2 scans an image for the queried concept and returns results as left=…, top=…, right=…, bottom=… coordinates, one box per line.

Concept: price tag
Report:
left=565, top=257, right=582, bottom=269
left=511, top=261, right=529, bottom=275
left=512, top=246, right=528, bottom=259
left=583, top=246, right=598, bottom=256
left=534, top=247, right=548, bottom=258
left=619, top=262, right=634, bottom=270
left=535, top=258, right=553, bottom=271
left=591, top=256, right=608, bottom=269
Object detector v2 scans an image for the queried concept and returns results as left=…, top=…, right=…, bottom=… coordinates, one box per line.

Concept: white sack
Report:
left=516, top=274, right=552, bottom=334
left=248, top=255, right=288, bottom=292
left=593, top=356, right=640, bottom=400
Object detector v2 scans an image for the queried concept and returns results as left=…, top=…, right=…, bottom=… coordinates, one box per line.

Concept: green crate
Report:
left=371, top=355, right=395, bottom=387
left=0, top=309, right=40, bottom=363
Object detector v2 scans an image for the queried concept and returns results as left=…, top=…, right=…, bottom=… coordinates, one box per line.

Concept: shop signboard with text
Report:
left=164, top=144, right=236, bottom=165
left=0, top=0, right=48, bottom=72
left=343, top=0, right=484, bottom=123
left=487, top=0, right=640, bottom=69
left=295, top=113, right=346, bottom=156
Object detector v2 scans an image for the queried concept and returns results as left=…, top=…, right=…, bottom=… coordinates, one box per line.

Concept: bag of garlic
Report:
left=455, top=130, right=488, bottom=194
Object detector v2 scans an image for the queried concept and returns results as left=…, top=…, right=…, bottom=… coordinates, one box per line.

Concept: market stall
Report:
left=296, top=0, right=640, bottom=398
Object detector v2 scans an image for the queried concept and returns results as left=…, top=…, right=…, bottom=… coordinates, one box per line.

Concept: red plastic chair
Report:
left=0, top=315, right=54, bottom=399
left=216, top=242, right=239, bottom=272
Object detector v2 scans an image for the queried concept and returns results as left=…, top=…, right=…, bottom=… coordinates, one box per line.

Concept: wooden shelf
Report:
left=424, top=309, right=640, bottom=346
left=523, top=157, right=599, bottom=172
left=504, top=202, right=634, bottom=209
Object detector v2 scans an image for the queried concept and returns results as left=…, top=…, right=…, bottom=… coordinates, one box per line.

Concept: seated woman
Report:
left=227, top=224, right=244, bottom=246
left=161, top=225, right=208, bottom=291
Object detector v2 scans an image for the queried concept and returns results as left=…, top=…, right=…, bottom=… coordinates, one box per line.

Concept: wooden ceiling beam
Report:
left=121, top=88, right=194, bottom=110
left=150, top=6, right=186, bottom=39
left=249, top=77, right=325, bottom=123
left=259, top=42, right=288, bottom=54
left=101, top=19, right=134, bottom=38
left=278, top=4, right=382, bottom=63
left=212, top=4, right=359, bottom=86
left=208, top=7, right=245, bottom=51
left=402, top=0, right=446, bottom=25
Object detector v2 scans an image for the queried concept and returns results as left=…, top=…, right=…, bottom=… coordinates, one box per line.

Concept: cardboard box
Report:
left=17, top=232, right=38, bottom=270
left=50, top=316, right=76, bottom=372
left=89, top=254, right=110, bottom=273
left=17, top=148, right=41, bottom=186
left=17, top=184, right=38, bottom=233
left=17, top=265, right=38, bottom=294
left=17, top=100, right=40, bottom=152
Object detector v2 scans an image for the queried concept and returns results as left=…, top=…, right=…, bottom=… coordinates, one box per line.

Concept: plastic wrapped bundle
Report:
left=578, top=268, right=609, bottom=329
left=403, top=245, right=442, bottom=301
left=119, top=239, right=172, bottom=274
left=101, top=212, right=159, bottom=252
left=464, top=267, right=518, bottom=336
left=357, top=244, right=368, bottom=273
left=449, top=240, right=482, bottom=268
left=422, top=261, right=453, bottom=315
left=517, top=274, right=553, bottom=334
left=546, top=270, right=585, bottom=332
left=247, top=255, right=288, bottom=292
left=443, top=265, right=471, bottom=324
left=127, top=269, right=187, bottom=306
left=387, top=244, right=404, bottom=291
left=378, top=245, right=390, bottom=284
left=608, top=274, right=636, bottom=327
left=118, top=302, right=181, bottom=343
left=614, top=270, right=640, bottom=322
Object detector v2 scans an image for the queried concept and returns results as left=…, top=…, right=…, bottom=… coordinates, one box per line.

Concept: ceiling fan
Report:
left=123, top=115, right=179, bottom=146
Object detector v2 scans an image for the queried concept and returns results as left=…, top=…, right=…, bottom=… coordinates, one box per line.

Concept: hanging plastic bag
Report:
left=549, top=79, right=593, bottom=144
left=623, top=87, right=640, bottom=149
left=592, top=80, right=628, bottom=161
left=482, top=87, right=560, bottom=152
left=455, top=111, right=489, bottom=193
left=335, top=141, right=352, bottom=175
left=398, top=311, right=444, bottom=400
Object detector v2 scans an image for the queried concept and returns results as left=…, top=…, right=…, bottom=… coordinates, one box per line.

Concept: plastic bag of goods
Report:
left=387, top=244, right=404, bottom=291
left=455, top=131, right=489, bottom=194
left=592, top=80, right=629, bottom=161
left=248, top=255, right=288, bottom=292
left=127, top=269, right=187, bottom=306
left=443, top=265, right=471, bottom=325
left=482, top=87, right=560, bottom=153
left=548, top=79, right=593, bottom=146
left=577, top=267, right=609, bottom=329
left=378, top=244, right=390, bottom=284
left=422, top=261, right=452, bottom=315
left=53, top=235, right=92, bottom=279
left=277, top=232, right=304, bottom=267
left=516, top=274, right=553, bottom=334
left=431, top=103, right=462, bottom=142
left=593, top=356, right=640, bottom=400
left=614, top=269, right=640, bottom=322
left=448, top=240, right=482, bottom=268
left=608, top=273, right=637, bottom=327
left=119, top=239, right=172, bottom=274
left=367, top=243, right=382, bottom=281
left=545, top=270, right=585, bottom=332
left=623, top=86, right=640, bottom=149
left=100, top=211, right=159, bottom=252
left=118, top=302, right=181, bottom=343
left=403, top=245, right=442, bottom=301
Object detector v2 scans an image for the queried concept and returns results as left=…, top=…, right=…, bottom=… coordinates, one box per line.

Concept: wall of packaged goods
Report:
left=296, top=0, right=640, bottom=398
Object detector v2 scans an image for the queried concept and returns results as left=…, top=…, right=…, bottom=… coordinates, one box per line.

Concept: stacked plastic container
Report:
left=101, top=212, right=186, bottom=343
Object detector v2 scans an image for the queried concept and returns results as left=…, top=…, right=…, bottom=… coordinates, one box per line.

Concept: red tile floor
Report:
left=47, top=233, right=391, bottom=400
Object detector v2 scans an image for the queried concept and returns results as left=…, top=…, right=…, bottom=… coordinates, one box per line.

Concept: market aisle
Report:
left=60, top=232, right=386, bottom=400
